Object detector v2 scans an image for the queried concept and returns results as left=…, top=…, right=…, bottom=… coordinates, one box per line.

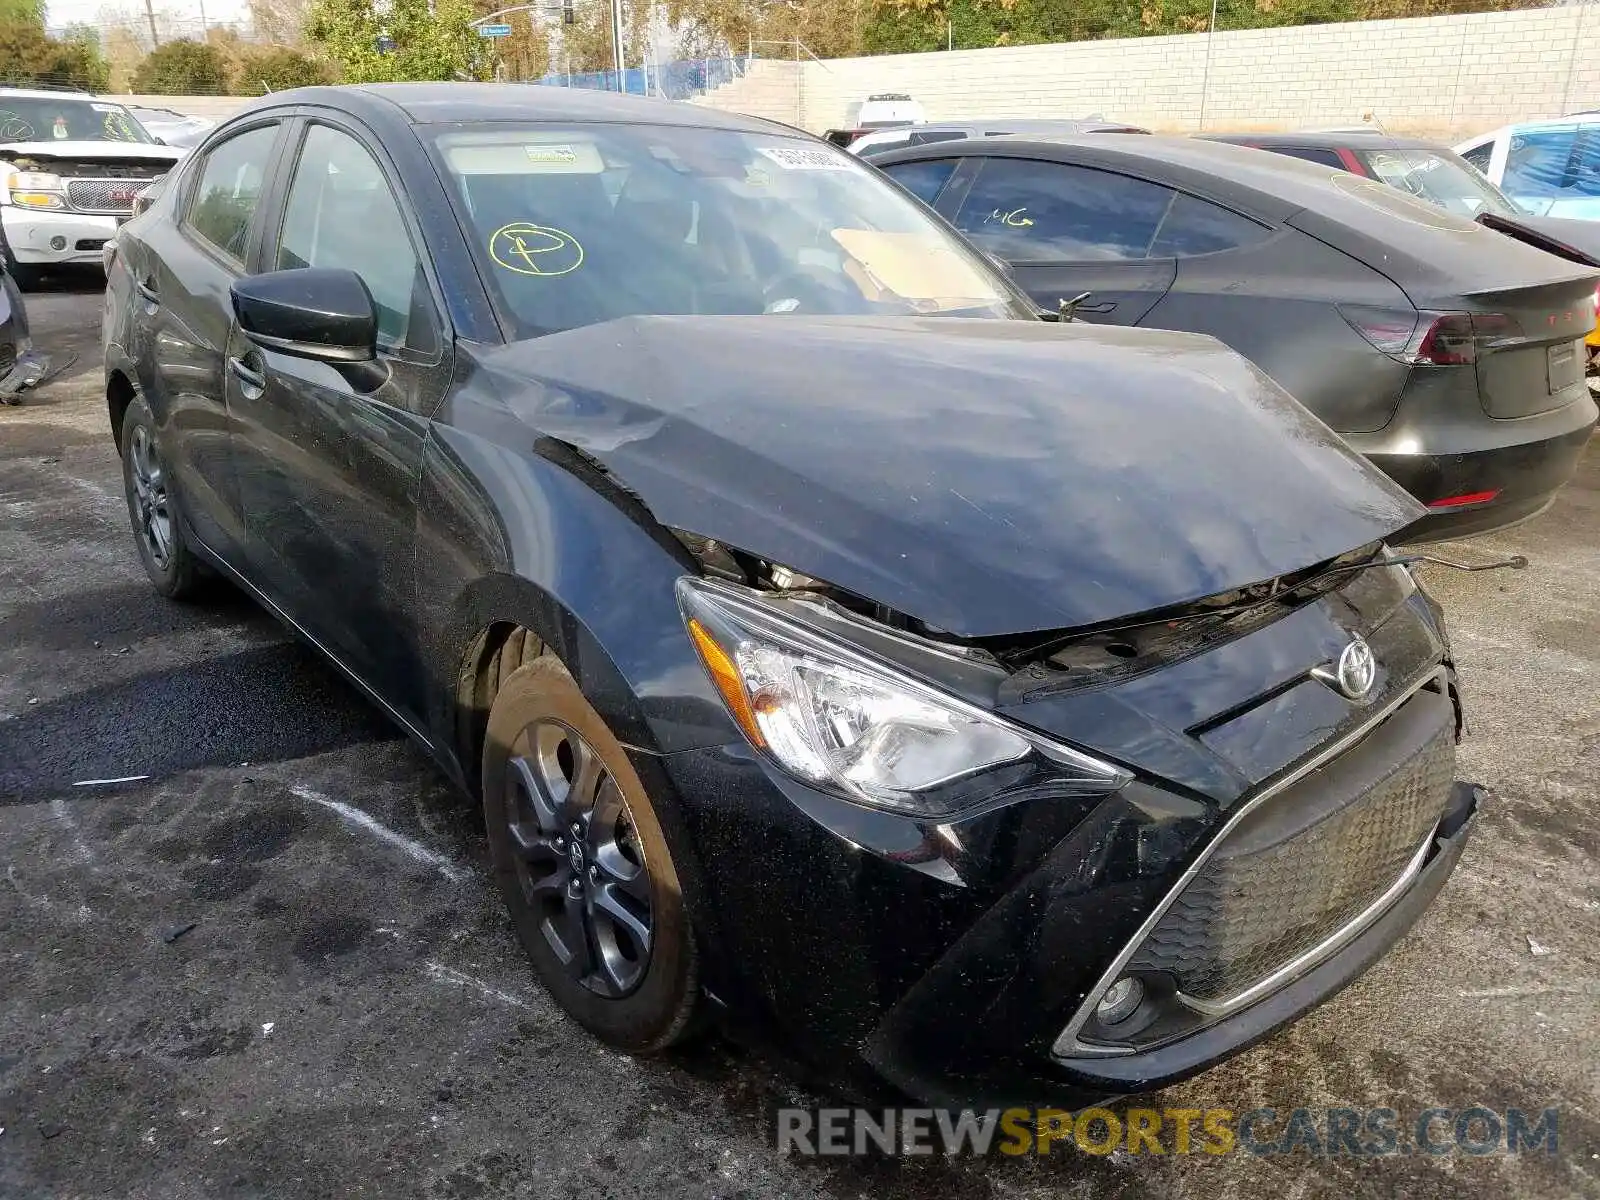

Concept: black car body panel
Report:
left=873, top=134, right=1598, bottom=539
left=104, top=85, right=1476, bottom=1108
left=470, top=314, right=1421, bottom=638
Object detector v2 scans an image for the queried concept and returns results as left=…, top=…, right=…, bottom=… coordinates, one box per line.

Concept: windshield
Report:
left=429, top=124, right=1030, bottom=338
left=1355, top=147, right=1521, bottom=218
left=0, top=96, right=154, bottom=145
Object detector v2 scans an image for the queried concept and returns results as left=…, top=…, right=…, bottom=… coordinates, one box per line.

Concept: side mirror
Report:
left=231, top=268, right=377, bottom=363
left=130, top=187, right=158, bottom=218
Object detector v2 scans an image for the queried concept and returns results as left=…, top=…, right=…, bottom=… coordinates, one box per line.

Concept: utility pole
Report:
left=198, top=0, right=209, bottom=38
left=144, top=0, right=160, bottom=46
left=609, top=0, right=625, bottom=90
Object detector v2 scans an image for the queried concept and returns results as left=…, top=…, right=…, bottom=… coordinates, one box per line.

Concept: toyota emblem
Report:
left=1317, top=637, right=1377, bottom=701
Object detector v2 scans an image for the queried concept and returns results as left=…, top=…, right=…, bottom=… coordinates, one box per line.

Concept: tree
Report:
left=249, top=0, right=315, bottom=48
left=236, top=45, right=334, bottom=91
left=305, top=0, right=488, bottom=82
left=0, top=20, right=112, bottom=89
left=131, top=38, right=228, bottom=92
left=0, top=0, right=43, bottom=25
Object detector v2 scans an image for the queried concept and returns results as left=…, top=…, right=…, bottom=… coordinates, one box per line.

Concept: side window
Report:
left=1270, top=147, right=1345, bottom=170
left=1459, top=142, right=1493, bottom=174
left=276, top=124, right=427, bottom=350
left=1501, top=129, right=1582, bottom=200
left=951, top=158, right=1172, bottom=261
left=883, top=159, right=958, bottom=206
left=1148, top=192, right=1271, bottom=257
left=184, top=124, right=278, bottom=265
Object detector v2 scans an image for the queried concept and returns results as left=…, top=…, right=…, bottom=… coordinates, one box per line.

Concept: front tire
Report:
left=483, top=653, right=699, bottom=1053
left=119, top=391, right=210, bottom=600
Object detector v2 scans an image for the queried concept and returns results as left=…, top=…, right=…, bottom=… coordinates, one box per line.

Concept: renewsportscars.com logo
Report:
left=775, top=1106, right=1562, bottom=1158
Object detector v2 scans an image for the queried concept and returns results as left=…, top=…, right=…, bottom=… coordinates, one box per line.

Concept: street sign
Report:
left=477, top=23, right=513, bottom=36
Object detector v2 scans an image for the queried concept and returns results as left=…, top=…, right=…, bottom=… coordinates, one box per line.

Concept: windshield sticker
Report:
left=490, top=221, right=584, bottom=277
left=756, top=146, right=851, bottom=171
left=525, top=144, right=577, bottom=165
left=446, top=141, right=603, bottom=175
left=91, top=102, right=122, bottom=113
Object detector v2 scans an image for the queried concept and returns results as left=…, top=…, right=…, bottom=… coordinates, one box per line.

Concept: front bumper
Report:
left=648, top=634, right=1472, bottom=1108
left=1, top=206, right=118, bottom=266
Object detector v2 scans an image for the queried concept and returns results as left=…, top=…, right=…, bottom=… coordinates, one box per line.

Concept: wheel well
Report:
left=107, top=371, right=136, bottom=450
left=455, top=622, right=545, bottom=796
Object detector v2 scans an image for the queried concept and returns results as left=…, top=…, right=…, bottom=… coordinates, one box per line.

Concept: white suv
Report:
left=0, top=86, right=184, bottom=288
left=1456, top=114, right=1600, bottom=222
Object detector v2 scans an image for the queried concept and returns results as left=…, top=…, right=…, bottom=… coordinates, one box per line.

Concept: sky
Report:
left=46, top=0, right=251, bottom=35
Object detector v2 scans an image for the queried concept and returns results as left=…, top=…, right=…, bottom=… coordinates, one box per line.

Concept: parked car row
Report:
left=874, top=131, right=1598, bottom=539
left=94, top=83, right=1581, bottom=1112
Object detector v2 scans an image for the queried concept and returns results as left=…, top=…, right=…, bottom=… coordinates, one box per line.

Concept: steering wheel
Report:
left=760, top=264, right=863, bottom=315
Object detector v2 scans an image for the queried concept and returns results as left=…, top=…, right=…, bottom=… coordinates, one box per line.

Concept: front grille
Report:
left=65, top=178, right=146, bottom=215
left=1127, top=690, right=1456, bottom=1007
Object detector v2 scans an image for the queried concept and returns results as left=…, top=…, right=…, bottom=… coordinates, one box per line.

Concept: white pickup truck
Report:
left=0, top=87, right=184, bottom=289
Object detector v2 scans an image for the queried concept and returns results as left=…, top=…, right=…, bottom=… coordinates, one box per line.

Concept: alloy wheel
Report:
left=504, top=719, right=654, bottom=997
left=128, top=425, right=172, bottom=569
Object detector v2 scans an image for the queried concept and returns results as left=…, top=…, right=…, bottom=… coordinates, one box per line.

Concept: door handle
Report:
left=1073, top=300, right=1118, bottom=314
left=134, top=276, right=159, bottom=305
left=227, top=355, right=266, bottom=392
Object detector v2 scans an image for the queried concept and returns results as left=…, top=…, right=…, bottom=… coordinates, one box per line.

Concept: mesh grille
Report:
left=65, top=179, right=144, bottom=214
left=1128, top=714, right=1455, bottom=1004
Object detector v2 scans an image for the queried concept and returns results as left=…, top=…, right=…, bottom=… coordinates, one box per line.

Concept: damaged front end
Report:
left=657, top=528, right=1472, bottom=1107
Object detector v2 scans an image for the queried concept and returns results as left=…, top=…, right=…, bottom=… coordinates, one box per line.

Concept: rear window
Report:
left=1268, top=146, right=1345, bottom=170
left=883, top=158, right=957, bottom=206
left=1148, top=191, right=1270, bottom=257
left=1357, top=147, right=1520, bottom=219
left=951, top=157, right=1172, bottom=261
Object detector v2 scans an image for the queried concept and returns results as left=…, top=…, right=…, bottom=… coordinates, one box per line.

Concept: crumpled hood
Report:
left=478, top=315, right=1423, bottom=638
left=0, top=141, right=183, bottom=165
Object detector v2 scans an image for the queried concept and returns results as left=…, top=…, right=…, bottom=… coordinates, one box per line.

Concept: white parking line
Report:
left=289, top=786, right=470, bottom=883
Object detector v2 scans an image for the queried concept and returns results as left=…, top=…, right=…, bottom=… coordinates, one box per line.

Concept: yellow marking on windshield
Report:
left=489, top=221, right=585, bottom=277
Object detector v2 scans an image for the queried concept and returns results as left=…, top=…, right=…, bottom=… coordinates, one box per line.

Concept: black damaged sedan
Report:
left=103, top=85, right=1478, bottom=1107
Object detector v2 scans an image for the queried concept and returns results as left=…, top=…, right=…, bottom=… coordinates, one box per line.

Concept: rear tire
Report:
left=119, top=391, right=212, bottom=601
left=483, top=653, right=699, bottom=1053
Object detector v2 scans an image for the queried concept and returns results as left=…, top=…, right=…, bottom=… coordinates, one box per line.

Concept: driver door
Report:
left=229, top=116, right=451, bottom=729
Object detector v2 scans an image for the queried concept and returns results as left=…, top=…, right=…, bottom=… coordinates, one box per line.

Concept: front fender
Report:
left=415, top=422, right=739, bottom=777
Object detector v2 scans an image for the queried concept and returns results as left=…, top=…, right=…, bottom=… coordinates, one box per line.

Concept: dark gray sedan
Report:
left=873, top=134, right=1599, bottom=540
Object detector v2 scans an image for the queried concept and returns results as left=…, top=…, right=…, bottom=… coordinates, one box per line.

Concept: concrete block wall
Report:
left=695, top=6, right=1600, bottom=140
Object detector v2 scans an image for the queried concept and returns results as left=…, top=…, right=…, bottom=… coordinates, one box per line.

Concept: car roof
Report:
left=1464, top=112, right=1600, bottom=141
left=0, top=86, right=98, bottom=100
left=1204, top=130, right=1449, bottom=152
left=238, top=83, right=798, bottom=137
left=877, top=132, right=1391, bottom=222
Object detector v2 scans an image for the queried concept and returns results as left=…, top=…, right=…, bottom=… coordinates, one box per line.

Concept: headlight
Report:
left=4, top=171, right=65, bottom=209
left=677, top=576, right=1130, bottom=817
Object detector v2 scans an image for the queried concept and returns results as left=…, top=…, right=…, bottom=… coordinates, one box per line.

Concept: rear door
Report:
left=230, top=114, right=450, bottom=729
left=130, top=117, right=290, bottom=560
left=933, top=156, right=1177, bottom=324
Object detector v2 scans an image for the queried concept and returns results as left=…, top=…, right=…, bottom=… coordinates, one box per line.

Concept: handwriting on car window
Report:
left=985, top=207, right=1034, bottom=228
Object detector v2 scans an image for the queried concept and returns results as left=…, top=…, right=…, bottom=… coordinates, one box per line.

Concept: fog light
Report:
left=1095, top=977, right=1144, bottom=1025
left=50, top=236, right=67, bottom=251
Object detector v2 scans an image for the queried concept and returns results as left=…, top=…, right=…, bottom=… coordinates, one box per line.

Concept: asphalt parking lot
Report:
left=1, top=279, right=1597, bottom=1200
